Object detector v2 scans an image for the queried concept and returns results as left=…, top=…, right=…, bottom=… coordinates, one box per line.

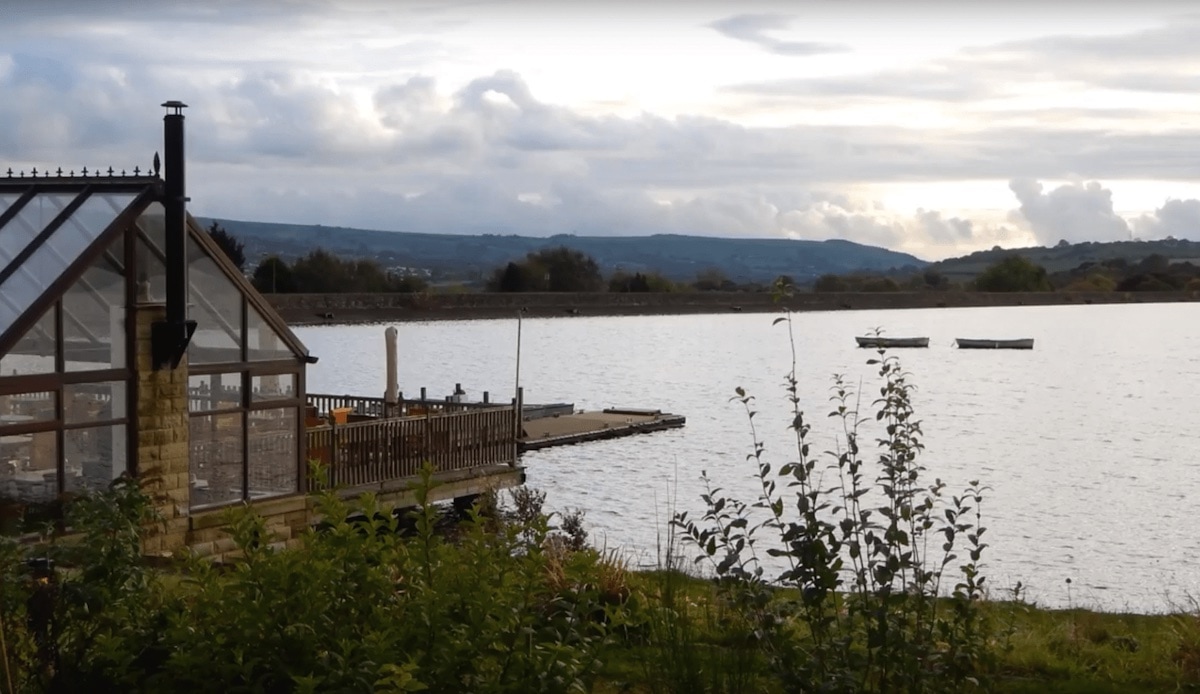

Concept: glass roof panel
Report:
left=0, top=192, right=74, bottom=267
left=247, top=304, right=299, bottom=361
left=186, top=234, right=243, bottom=364
left=0, top=192, right=23, bottom=218
left=0, top=192, right=137, bottom=338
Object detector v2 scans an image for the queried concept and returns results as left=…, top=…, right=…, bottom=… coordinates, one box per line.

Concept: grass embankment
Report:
left=3, top=482, right=1197, bottom=692
left=597, top=571, right=1199, bottom=694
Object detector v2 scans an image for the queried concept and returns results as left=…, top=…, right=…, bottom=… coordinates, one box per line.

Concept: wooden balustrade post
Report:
left=330, top=418, right=340, bottom=485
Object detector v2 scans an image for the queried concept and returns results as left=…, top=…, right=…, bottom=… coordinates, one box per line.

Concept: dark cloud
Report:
left=726, top=13, right=1200, bottom=104
left=708, top=13, right=848, bottom=56
left=1008, top=179, right=1132, bottom=245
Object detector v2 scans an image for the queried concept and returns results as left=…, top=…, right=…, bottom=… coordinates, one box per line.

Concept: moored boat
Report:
left=855, top=336, right=930, bottom=348
left=955, top=338, right=1034, bottom=350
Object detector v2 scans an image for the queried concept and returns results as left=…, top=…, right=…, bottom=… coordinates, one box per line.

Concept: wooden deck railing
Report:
left=307, top=393, right=507, bottom=419
left=306, top=406, right=518, bottom=488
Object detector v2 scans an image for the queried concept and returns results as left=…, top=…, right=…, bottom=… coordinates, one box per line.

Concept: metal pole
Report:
left=514, top=310, right=522, bottom=408
left=512, top=310, right=526, bottom=455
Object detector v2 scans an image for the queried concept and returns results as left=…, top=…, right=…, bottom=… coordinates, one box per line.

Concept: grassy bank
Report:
left=598, top=571, right=1199, bottom=693
left=2, top=487, right=1196, bottom=693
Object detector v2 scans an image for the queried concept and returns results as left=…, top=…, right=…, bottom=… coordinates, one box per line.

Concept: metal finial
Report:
left=81, top=166, right=88, bottom=176
left=30, top=167, right=37, bottom=177
left=4, top=168, right=10, bottom=178
left=121, top=169, right=126, bottom=176
left=153, top=152, right=161, bottom=176
left=133, top=166, right=140, bottom=175
left=69, top=170, right=74, bottom=176
left=17, top=170, right=23, bottom=178
left=107, top=167, right=113, bottom=176
left=56, top=167, right=62, bottom=177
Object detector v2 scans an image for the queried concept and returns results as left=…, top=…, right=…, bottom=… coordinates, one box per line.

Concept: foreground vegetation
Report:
left=3, top=340, right=1199, bottom=692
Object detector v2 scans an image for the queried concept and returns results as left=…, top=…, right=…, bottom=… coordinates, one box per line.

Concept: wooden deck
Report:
left=306, top=393, right=521, bottom=493
left=519, top=408, right=686, bottom=452
left=305, top=394, right=685, bottom=489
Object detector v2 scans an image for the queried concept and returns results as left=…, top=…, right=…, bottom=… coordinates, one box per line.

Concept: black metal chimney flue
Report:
left=152, top=100, right=197, bottom=370
left=163, top=100, right=187, bottom=326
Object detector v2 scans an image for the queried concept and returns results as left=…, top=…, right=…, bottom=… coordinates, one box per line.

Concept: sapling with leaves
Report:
left=674, top=310, right=994, bottom=693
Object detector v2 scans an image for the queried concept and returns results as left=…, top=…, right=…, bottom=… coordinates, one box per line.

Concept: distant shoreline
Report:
left=268, top=290, right=1199, bottom=327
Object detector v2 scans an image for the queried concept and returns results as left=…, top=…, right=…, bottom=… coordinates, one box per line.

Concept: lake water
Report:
left=296, top=303, right=1200, bottom=613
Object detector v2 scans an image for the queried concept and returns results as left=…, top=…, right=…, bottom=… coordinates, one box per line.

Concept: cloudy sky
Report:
left=3, top=1, right=1200, bottom=260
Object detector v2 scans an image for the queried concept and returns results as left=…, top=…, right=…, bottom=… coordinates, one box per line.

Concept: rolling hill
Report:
left=198, top=218, right=927, bottom=283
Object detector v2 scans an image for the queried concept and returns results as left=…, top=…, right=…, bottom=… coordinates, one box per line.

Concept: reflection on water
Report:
left=297, top=302, right=1200, bottom=613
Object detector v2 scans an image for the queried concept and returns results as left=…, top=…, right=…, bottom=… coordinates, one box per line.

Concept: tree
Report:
left=861, top=277, right=900, bottom=292
left=251, top=256, right=297, bottom=293
left=207, top=222, right=246, bottom=272
left=692, top=267, right=731, bottom=291
left=486, top=247, right=603, bottom=292
left=290, top=249, right=346, bottom=293
left=813, top=273, right=849, bottom=292
left=974, top=255, right=1052, bottom=292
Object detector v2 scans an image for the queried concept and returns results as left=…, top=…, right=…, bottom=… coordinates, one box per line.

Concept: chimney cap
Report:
left=161, top=100, right=188, bottom=114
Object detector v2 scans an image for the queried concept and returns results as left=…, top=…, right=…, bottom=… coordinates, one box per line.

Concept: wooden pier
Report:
left=519, top=408, right=686, bottom=452
left=303, top=387, right=685, bottom=506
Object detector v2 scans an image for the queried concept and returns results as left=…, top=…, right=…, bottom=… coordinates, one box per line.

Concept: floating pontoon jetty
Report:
left=519, top=408, right=686, bottom=452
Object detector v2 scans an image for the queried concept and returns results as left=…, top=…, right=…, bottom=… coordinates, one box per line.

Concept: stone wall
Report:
left=134, top=302, right=192, bottom=556
left=267, top=290, right=1200, bottom=326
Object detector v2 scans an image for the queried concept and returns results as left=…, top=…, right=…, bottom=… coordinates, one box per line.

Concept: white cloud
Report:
left=1007, top=179, right=1132, bottom=245
left=1132, top=198, right=1200, bottom=240
left=1, top=1, right=1199, bottom=260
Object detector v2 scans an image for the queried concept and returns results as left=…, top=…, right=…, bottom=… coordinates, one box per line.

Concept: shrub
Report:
left=0, top=470, right=629, bottom=692
left=673, top=320, right=993, bottom=692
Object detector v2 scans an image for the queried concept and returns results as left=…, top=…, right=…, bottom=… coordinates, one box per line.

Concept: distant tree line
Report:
left=486, top=246, right=761, bottom=293
left=249, top=249, right=428, bottom=294
left=810, top=252, right=1200, bottom=294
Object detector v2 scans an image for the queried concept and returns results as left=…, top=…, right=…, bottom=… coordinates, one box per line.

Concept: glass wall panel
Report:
left=252, top=374, right=296, bottom=402
left=187, top=236, right=242, bottom=364
left=248, top=408, right=297, bottom=498
left=63, top=234, right=126, bottom=371
left=135, top=203, right=166, bottom=302
left=64, top=424, right=126, bottom=493
left=247, top=306, right=295, bottom=361
left=0, top=308, right=55, bottom=376
left=0, top=432, right=58, bottom=503
left=189, top=412, right=243, bottom=509
left=0, top=391, right=56, bottom=423
left=187, top=373, right=242, bottom=413
left=64, top=382, right=125, bottom=424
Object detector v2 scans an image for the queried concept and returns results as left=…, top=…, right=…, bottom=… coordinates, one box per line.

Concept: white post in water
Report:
left=514, top=310, right=523, bottom=442
left=384, top=326, right=399, bottom=416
